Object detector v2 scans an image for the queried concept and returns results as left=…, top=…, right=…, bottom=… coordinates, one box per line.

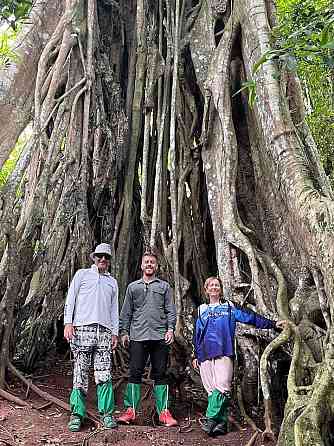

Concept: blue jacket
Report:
left=194, top=302, right=276, bottom=363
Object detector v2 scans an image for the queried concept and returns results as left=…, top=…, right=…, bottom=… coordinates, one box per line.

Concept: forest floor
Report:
left=0, top=353, right=277, bottom=446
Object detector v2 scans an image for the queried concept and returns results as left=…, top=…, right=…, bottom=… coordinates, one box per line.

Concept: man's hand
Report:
left=64, top=323, right=75, bottom=342
left=121, top=334, right=130, bottom=348
left=192, top=358, right=199, bottom=369
left=111, top=335, right=118, bottom=350
left=165, top=330, right=174, bottom=345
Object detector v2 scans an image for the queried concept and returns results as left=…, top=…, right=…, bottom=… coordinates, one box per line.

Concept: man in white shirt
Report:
left=64, top=243, right=119, bottom=432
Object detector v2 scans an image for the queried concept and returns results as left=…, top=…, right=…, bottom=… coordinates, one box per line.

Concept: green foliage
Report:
left=275, top=0, right=334, bottom=178
left=252, top=1, right=334, bottom=73
left=0, top=145, right=21, bottom=187
left=0, top=1, right=32, bottom=68
left=252, top=0, right=334, bottom=179
left=299, top=60, right=334, bottom=174
left=232, top=80, right=257, bottom=108
left=0, top=1, right=32, bottom=29
left=274, top=0, right=334, bottom=69
left=0, top=130, right=29, bottom=187
left=0, top=27, right=19, bottom=68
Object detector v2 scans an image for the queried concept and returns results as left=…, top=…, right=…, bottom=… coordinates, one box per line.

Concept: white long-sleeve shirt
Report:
left=64, top=265, right=119, bottom=335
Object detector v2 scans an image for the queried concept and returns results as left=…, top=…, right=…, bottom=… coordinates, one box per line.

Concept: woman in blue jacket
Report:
left=193, top=276, right=287, bottom=437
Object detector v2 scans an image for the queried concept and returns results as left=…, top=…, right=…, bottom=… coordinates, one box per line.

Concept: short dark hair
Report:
left=142, top=249, right=158, bottom=260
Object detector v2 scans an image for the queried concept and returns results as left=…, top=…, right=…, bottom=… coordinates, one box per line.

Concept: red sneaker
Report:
left=118, top=407, right=136, bottom=424
left=159, top=409, right=178, bottom=427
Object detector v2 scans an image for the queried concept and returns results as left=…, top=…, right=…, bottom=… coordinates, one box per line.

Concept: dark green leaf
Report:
left=321, top=40, right=334, bottom=49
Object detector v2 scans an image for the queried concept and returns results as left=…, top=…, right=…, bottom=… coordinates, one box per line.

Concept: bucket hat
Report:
left=90, top=243, right=112, bottom=261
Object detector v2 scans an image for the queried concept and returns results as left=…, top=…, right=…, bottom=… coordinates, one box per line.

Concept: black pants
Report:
left=129, top=340, right=169, bottom=385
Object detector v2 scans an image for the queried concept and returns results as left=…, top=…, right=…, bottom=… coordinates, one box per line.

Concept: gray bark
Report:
left=0, top=0, right=64, bottom=170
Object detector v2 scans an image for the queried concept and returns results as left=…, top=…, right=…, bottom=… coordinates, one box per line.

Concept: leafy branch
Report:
left=254, top=2, right=334, bottom=73
left=0, top=0, right=33, bottom=30
left=0, top=28, right=20, bottom=68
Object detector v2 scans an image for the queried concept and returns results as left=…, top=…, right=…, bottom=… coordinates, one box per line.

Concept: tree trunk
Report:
left=0, top=1, right=333, bottom=443
left=0, top=0, right=64, bottom=170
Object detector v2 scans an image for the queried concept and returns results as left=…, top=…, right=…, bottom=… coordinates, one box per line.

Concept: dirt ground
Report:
left=0, top=355, right=276, bottom=446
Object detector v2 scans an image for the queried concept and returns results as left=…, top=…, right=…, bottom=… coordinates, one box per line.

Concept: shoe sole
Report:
left=68, top=422, right=81, bottom=432
left=211, top=431, right=227, bottom=437
left=68, top=426, right=81, bottom=432
left=201, top=426, right=216, bottom=435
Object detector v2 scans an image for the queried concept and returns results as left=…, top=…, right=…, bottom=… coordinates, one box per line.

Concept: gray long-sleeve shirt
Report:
left=119, top=277, right=176, bottom=341
left=64, top=265, right=119, bottom=335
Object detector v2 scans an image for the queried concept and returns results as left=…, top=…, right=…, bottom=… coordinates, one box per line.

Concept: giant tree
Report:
left=0, top=1, right=333, bottom=444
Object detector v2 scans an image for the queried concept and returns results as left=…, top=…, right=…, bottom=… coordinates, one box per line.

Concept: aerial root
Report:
left=7, top=362, right=99, bottom=426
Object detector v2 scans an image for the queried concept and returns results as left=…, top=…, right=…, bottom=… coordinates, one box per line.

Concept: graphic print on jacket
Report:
left=194, top=302, right=275, bottom=363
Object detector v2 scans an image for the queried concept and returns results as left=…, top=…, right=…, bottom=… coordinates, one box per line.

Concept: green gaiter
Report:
left=97, top=380, right=114, bottom=415
left=70, top=388, right=86, bottom=419
left=154, top=384, right=169, bottom=415
left=206, top=388, right=224, bottom=422
left=124, top=383, right=141, bottom=410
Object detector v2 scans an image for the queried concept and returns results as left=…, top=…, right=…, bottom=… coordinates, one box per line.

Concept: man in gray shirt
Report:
left=64, top=243, right=119, bottom=432
left=118, top=251, right=177, bottom=427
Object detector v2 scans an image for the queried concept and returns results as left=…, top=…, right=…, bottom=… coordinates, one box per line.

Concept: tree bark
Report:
left=1, top=1, right=334, bottom=443
left=0, top=0, right=64, bottom=170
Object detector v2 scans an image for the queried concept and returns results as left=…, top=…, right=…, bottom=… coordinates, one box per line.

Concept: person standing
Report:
left=64, top=243, right=119, bottom=432
left=118, top=251, right=178, bottom=427
left=193, top=276, right=288, bottom=437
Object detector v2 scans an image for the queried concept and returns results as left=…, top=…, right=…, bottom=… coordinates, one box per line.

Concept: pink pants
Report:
left=199, top=356, right=233, bottom=395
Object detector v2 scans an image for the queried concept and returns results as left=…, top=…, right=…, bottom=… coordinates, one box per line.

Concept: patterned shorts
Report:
left=70, top=324, right=113, bottom=393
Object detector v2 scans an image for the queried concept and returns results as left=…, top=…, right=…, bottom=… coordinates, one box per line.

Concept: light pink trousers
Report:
left=199, top=356, right=233, bottom=395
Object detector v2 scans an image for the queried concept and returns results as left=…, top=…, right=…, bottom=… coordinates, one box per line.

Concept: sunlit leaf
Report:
left=321, top=40, right=334, bottom=49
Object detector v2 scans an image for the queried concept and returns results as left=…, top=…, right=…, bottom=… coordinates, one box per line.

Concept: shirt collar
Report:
left=139, top=277, right=160, bottom=284
left=91, top=264, right=110, bottom=276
